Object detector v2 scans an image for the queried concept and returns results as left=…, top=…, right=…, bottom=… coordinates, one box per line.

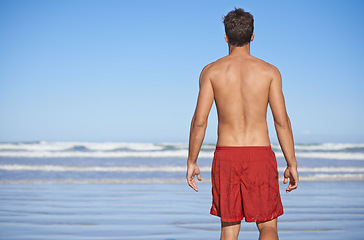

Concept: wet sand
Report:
left=1, top=181, right=364, bottom=240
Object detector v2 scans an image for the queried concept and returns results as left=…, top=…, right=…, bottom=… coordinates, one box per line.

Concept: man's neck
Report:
left=228, top=43, right=250, bottom=56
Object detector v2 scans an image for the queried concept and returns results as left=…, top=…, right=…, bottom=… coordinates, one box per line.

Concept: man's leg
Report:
left=221, top=221, right=241, bottom=240
left=256, top=218, right=278, bottom=240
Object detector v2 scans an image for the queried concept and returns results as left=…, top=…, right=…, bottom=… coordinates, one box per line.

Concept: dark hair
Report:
left=223, top=8, right=254, bottom=47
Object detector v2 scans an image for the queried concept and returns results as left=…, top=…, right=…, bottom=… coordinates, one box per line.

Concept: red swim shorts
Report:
left=210, top=146, right=283, bottom=222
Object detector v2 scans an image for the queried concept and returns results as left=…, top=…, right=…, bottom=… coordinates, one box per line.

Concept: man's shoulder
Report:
left=201, top=56, right=230, bottom=74
left=201, top=55, right=280, bottom=79
left=251, top=56, right=276, bottom=69
left=250, top=56, right=281, bottom=77
left=200, top=59, right=222, bottom=78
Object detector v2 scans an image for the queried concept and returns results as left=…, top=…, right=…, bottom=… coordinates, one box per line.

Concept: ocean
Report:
left=1, top=141, right=364, bottom=240
left=0, top=141, right=363, bottom=184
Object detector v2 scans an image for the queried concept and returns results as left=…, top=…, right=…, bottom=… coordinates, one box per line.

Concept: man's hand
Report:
left=186, top=163, right=202, bottom=192
left=283, top=166, right=298, bottom=193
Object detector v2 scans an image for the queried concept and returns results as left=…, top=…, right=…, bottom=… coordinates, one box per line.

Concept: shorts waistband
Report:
left=215, top=146, right=272, bottom=151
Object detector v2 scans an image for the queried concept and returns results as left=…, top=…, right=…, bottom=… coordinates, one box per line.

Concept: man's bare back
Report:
left=205, top=50, right=276, bottom=147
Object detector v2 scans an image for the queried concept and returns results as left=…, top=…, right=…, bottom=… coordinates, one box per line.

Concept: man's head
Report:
left=223, top=8, right=254, bottom=47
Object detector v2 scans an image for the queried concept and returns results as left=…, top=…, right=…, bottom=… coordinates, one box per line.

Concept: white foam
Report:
left=1, top=164, right=364, bottom=173
left=1, top=141, right=363, bottom=152
left=0, top=150, right=192, bottom=158
left=0, top=164, right=192, bottom=172
left=0, top=142, right=75, bottom=151
left=0, top=142, right=169, bottom=152
left=1, top=150, right=364, bottom=160
left=272, top=143, right=364, bottom=151
left=295, top=152, right=364, bottom=160
left=273, top=152, right=364, bottom=160
left=1, top=142, right=364, bottom=160
left=293, top=143, right=364, bottom=151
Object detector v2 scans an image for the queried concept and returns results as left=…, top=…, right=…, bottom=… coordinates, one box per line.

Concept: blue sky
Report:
left=0, top=0, right=363, bottom=143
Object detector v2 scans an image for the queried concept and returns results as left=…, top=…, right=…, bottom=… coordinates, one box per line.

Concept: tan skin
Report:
left=187, top=33, right=298, bottom=240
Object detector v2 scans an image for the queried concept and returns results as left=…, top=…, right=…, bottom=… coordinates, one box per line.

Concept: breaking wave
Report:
left=1, top=164, right=364, bottom=173
left=0, top=142, right=364, bottom=160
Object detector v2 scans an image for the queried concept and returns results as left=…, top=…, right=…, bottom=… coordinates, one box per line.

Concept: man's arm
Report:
left=186, top=65, right=214, bottom=192
left=268, top=66, right=298, bottom=193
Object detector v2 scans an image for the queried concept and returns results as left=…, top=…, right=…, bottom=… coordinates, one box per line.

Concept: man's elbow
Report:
left=193, top=118, right=207, bottom=128
left=274, top=116, right=291, bottom=129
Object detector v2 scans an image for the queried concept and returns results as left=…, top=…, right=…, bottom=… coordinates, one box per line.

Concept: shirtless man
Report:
left=186, top=8, right=298, bottom=240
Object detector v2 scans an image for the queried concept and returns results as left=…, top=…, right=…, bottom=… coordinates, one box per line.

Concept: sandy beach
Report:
left=1, top=181, right=363, bottom=240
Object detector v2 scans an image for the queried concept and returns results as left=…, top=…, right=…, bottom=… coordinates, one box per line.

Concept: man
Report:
left=186, top=8, right=298, bottom=240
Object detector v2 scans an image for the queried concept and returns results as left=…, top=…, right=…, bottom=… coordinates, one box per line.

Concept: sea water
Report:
left=1, top=142, right=364, bottom=240
left=0, top=141, right=363, bottom=183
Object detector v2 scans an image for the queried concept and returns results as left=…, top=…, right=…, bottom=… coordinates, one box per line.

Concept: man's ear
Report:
left=251, top=32, right=255, bottom=42
left=224, top=34, right=229, bottom=43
